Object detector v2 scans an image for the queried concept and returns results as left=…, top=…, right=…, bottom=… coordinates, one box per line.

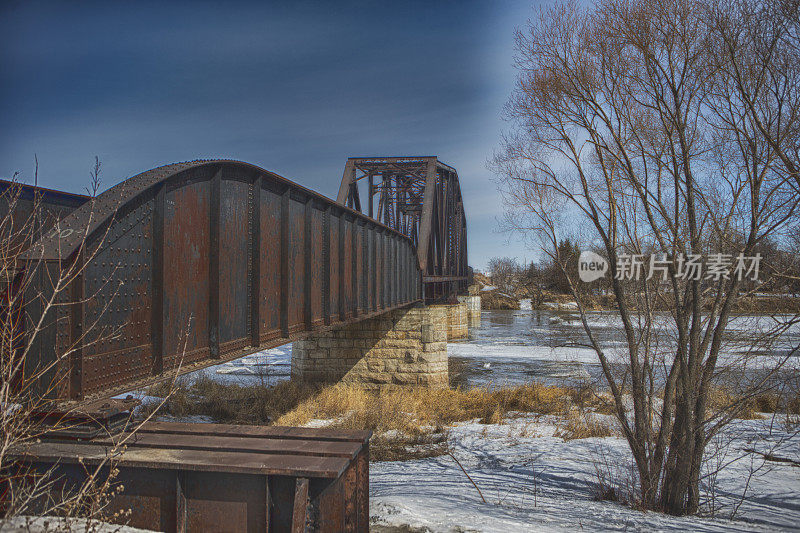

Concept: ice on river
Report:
left=447, top=310, right=800, bottom=387
left=179, top=309, right=799, bottom=389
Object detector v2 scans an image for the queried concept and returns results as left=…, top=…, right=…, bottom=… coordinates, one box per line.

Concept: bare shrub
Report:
left=486, top=257, right=521, bottom=293
left=555, top=411, right=615, bottom=441
left=0, top=163, right=179, bottom=527
left=591, top=444, right=641, bottom=506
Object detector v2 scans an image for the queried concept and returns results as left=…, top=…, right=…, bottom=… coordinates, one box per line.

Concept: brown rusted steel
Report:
left=26, top=397, right=140, bottom=440
left=15, top=160, right=423, bottom=404
left=9, top=422, right=370, bottom=532
left=291, top=478, right=310, bottom=532
left=336, top=157, right=469, bottom=301
left=0, top=180, right=90, bottom=304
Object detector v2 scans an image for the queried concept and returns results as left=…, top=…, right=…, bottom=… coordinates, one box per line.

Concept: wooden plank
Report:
left=356, top=447, right=369, bottom=532
left=316, top=477, right=345, bottom=532
left=343, top=458, right=357, bottom=532
left=137, top=421, right=371, bottom=442
left=93, top=433, right=362, bottom=459
left=291, top=478, right=309, bottom=533
left=15, top=443, right=350, bottom=478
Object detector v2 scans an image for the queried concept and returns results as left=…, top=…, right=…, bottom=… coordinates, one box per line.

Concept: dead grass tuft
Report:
left=705, top=387, right=800, bottom=420
left=555, top=411, right=615, bottom=440
left=706, top=387, right=761, bottom=420
left=751, top=391, right=800, bottom=415
left=142, top=379, right=621, bottom=459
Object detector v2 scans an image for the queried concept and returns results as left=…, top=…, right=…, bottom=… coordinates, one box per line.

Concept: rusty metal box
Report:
left=12, top=422, right=370, bottom=532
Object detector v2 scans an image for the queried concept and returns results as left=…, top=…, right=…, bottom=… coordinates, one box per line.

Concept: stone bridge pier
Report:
left=291, top=300, right=479, bottom=388
left=458, top=295, right=481, bottom=328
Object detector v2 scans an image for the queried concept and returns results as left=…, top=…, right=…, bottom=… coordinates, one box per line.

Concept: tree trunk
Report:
left=659, top=389, right=705, bottom=515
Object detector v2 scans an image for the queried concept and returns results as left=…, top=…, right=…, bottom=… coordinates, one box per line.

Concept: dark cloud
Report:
left=0, top=0, right=535, bottom=269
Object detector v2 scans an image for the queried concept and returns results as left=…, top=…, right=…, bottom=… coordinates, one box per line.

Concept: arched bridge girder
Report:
left=336, top=157, right=469, bottom=301
left=20, top=160, right=423, bottom=402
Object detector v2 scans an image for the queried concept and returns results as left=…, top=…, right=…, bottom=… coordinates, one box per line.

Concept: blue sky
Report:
left=0, top=0, right=540, bottom=270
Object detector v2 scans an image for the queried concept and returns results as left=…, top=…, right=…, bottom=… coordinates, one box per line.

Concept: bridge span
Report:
left=9, top=157, right=469, bottom=404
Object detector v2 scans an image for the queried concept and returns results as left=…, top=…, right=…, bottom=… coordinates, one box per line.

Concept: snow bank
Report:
left=370, top=415, right=800, bottom=532
left=0, top=516, right=154, bottom=532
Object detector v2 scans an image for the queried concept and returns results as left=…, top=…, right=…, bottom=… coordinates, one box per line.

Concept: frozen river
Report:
left=186, top=309, right=800, bottom=389
left=450, top=310, right=800, bottom=388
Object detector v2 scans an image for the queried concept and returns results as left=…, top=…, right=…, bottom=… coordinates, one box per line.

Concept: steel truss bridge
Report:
left=338, top=157, right=468, bottom=300
left=4, top=157, right=469, bottom=404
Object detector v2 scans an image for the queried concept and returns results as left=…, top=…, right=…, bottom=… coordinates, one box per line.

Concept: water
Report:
left=450, top=310, right=800, bottom=389
left=186, top=309, right=800, bottom=390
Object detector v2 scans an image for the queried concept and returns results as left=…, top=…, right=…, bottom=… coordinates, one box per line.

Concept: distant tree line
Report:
left=487, top=239, right=611, bottom=299
left=488, top=232, right=800, bottom=300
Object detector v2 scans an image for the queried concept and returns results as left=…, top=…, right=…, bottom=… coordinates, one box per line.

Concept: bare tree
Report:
left=492, top=0, right=799, bottom=515
left=486, top=257, right=521, bottom=293
left=0, top=161, right=179, bottom=527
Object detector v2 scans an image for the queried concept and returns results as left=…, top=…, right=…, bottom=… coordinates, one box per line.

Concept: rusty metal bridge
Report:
left=338, top=157, right=469, bottom=300
left=6, top=157, right=469, bottom=404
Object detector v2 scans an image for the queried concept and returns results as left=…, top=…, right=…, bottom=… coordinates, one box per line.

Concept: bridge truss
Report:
left=336, top=157, right=469, bottom=300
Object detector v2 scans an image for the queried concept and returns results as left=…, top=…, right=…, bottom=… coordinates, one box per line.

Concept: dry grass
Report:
left=555, top=411, right=615, bottom=440
left=142, top=379, right=618, bottom=460
left=706, top=387, right=760, bottom=420
left=753, top=391, right=800, bottom=415
left=141, top=377, right=797, bottom=461
left=705, top=386, right=800, bottom=420
left=275, top=382, right=577, bottom=429
left=276, top=382, right=618, bottom=458
left=140, top=376, right=323, bottom=425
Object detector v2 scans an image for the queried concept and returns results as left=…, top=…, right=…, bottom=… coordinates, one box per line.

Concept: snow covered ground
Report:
left=104, top=306, right=799, bottom=532
left=0, top=516, right=152, bottom=532
left=370, top=414, right=800, bottom=532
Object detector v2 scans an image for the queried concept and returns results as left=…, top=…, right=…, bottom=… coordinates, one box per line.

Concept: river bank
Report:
left=138, top=376, right=800, bottom=532
left=133, top=307, right=800, bottom=531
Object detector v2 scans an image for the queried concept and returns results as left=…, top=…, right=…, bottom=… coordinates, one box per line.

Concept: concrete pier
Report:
left=292, top=305, right=449, bottom=388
